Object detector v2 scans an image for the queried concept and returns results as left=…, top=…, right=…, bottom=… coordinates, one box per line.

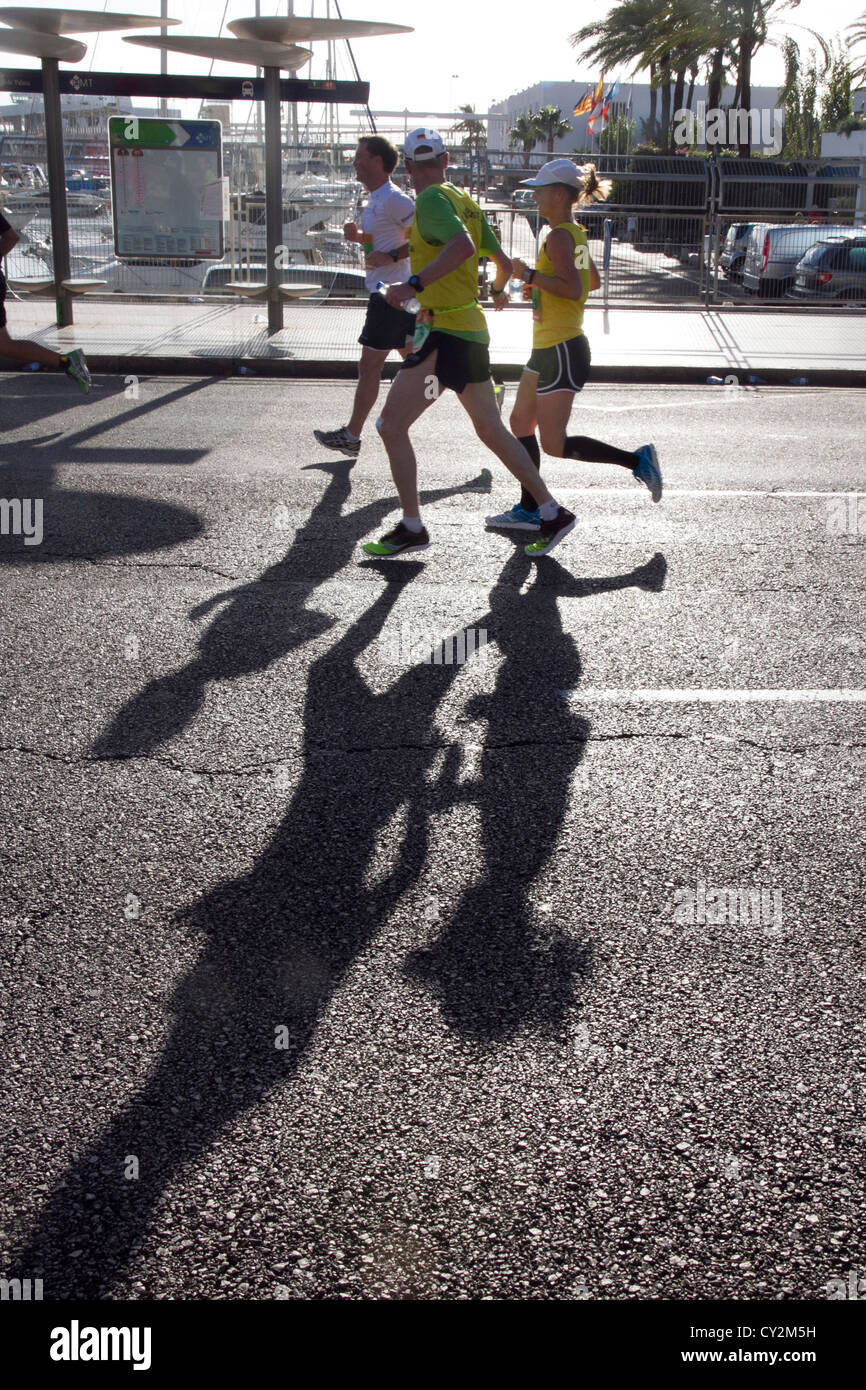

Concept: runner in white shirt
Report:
left=313, top=137, right=415, bottom=458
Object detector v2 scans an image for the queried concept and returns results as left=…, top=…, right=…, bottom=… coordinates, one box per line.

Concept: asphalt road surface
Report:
left=1, top=375, right=864, bottom=1302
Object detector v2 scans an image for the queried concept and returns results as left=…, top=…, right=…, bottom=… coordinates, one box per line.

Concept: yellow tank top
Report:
left=532, top=222, right=590, bottom=350
left=409, top=183, right=486, bottom=339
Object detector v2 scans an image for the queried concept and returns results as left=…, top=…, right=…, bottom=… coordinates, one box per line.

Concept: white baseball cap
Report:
left=404, top=128, right=446, bottom=162
left=520, top=158, right=586, bottom=189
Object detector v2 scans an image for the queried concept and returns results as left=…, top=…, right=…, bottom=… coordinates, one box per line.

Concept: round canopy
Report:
left=0, top=8, right=180, bottom=33
left=227, top=16, right=412, bottom=44
left=124, top=33, right=312, bottom=72
left=0, top=26, right=86, bottom=60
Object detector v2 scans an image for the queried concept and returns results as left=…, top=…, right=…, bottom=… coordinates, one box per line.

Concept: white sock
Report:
left=402, top=515, right=423, bottom=533
left=344, top=427, right=361, bottom=441
left=539, top=499, right=559, bottom=521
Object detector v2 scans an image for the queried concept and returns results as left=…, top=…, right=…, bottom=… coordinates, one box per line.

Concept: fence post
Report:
left=602, top=217, right=612, bottom=302
left=42, top=56, right=73, bottom=328
left=704, top=157, right=718, bottom=308
left=263, top=64, right=284, bottom=336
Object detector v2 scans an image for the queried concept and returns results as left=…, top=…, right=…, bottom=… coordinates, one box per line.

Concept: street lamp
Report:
left=0, top=8, right=180, bottom=327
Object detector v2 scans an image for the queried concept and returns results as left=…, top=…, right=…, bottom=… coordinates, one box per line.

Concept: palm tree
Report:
left=702, top=0, right=737, bottom=110
left=533, top=105, right=572, bottom=153
left=450, top=103, right=486, bottom=156
left=848, top=10, right=866, bottom=85
left=731, top=1, right=829, bottom=155
left=573, top=0, right=831, bottom=156
left=508, top=112, right=539, bottom=167
left=571, top=0, right=669, bottom=145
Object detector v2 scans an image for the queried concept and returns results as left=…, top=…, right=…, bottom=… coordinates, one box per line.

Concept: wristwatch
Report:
left=408, top=273, right=424, bottom=292
left=389, top=249, right=400, bottom=261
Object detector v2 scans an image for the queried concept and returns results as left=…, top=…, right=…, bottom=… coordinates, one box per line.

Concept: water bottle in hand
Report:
left=376, top=280, right=420, bottom=313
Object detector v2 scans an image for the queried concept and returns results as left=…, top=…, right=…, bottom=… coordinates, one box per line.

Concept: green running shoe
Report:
left=63, top=349, right=92, bottom=394
left=362, top=520, right=431, bottom=558
left=524, top=506, right=576, bottom=559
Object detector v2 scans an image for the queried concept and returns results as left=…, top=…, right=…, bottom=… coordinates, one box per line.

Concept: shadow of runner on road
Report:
left=11, top=498, right=665, bottom=1296
left=90, top=461, right=492, bottom=757
left=0, top=379, right=217, bottom=563
left=406, top=548, right=668, bottom=1041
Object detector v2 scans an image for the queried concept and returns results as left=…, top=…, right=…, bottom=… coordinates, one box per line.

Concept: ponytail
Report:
left=577, top=163, right=612, bottom=205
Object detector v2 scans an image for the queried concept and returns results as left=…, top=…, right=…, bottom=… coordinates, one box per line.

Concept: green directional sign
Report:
left=109, top=117, right=222, bottom=150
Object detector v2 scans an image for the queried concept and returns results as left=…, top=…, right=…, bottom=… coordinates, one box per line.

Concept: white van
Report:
left=741, top=223, right=854, bottom=298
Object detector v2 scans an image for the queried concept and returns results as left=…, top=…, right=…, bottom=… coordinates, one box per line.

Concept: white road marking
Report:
left=553, top=489, right=866, bottom=499
left=560, top=688, right=866, bottom=703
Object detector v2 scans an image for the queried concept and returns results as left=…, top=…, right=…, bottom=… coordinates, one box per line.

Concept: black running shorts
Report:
left=402, top=329, right=491, bottom=395
left=359, top=291, right=415, bottom=351
left=525, top=333, right=591, bottom=394
left=0, top=272, right=6, bottom=330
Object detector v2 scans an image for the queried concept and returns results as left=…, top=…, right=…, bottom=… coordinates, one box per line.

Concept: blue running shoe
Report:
left=633, top=443, right=662, bottom=503
left=485, top=503, right=541, bottom=530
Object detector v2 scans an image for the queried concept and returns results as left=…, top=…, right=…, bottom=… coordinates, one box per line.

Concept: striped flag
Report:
left=588, top=80, right=620, bottom=137
left=573, top=73, right=604, bottom=117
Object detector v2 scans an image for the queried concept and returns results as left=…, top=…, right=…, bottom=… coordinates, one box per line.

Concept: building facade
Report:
left=488, top=80, right=785, bottom=155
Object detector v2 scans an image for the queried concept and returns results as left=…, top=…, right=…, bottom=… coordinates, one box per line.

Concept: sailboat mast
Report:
left=256, top=0, right=262, bottom=142
left=289, top=0, right=299, bottom=155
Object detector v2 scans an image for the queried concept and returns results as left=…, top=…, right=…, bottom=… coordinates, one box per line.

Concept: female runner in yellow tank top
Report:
left=486, top=159, right=663, bottom=531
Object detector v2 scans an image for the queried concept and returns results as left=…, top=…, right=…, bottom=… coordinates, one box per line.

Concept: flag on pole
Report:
left=588, top=80, right=620, bottom=137
left=573, top=73, right=604, bottom=117
left=588, top=103, right=610, bottom=137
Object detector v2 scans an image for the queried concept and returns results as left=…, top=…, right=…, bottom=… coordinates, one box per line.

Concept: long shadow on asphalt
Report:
left=89, top=460, right=493, bottom=756
left=0, top=378, right=215, bottom=563
left=10, top=456, right=666, bottom=1297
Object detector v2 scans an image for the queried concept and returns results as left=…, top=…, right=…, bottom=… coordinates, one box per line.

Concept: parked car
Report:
left=719, top=222, right=753, bottom=279
left=741, top=222, right=856, bottom=298
left=787, top=234, right=866, bottom=304
left=202, top=263, right=368, bottom=298
left=510, top=186, right=540, bottom=232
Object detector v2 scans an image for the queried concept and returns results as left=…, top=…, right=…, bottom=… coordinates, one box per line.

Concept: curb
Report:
left=4, top=357, right=860, bottom=387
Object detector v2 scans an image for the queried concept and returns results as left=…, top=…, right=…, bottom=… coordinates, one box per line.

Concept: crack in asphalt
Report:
left=9, top=557, right=240, bottom=580
left=2, top=733, right=864, bottom=778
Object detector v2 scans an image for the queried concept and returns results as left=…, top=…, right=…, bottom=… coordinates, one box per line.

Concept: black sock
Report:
left=564, top=435, right=638, bottom=469
left=518, top=433, right=541, bottom=511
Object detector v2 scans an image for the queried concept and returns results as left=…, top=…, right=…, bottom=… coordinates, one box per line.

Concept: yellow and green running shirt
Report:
left=532, top=221, right=591, bottom=350
left=410, top=183, right=501, bottom=342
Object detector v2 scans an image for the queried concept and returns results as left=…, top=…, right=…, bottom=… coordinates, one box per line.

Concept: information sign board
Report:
left=109, top=116, right=226, bottom=259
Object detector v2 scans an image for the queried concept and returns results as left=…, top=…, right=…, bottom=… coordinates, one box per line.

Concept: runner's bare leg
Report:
left=459, top=378, right=555, bottom=508
left=0, top=328, right=61, bottom=368
left=375, top=351, right=440, bottom=517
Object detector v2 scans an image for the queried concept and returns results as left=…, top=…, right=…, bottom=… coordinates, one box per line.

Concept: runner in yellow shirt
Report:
left=487, top=159, right=662, bottom=532
left=362, top=129, right=576, bottom=561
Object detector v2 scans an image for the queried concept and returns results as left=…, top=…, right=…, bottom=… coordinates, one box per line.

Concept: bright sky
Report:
left=1, top=0, right=863, bottom=120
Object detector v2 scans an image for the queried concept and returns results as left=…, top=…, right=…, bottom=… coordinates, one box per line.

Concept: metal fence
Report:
left=2, top=144, right=864, bottom=315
